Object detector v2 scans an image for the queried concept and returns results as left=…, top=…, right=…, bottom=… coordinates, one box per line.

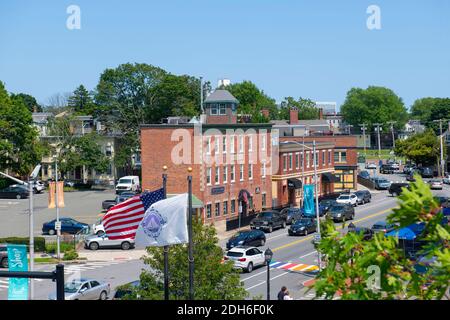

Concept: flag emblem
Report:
left=141, top=207, right=167, bottom=239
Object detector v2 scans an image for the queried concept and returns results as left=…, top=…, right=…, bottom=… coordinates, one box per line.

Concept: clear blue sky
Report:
left=0, top=0, right=449, bottom=109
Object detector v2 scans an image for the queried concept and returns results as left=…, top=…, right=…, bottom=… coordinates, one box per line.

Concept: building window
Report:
left=222, top=136, right=227, bottom=154
left=262, top=162, right=266, bottom=178
left=223, top=166, right=228, bottom=183
left=210, top=104, right=218, bottom=115
left=329, top=150, right=332, bottom=165
left=219, top=103, right=227, bottom=115
left=239, top=135, right=244, bottom=153
left=223, top=201, right=228, bottom=215
left=262, top=193, right=266, bottom=208
left=315, top=151, right=319, bottom=167
left=300, top=152, right=304, bottom=169
left=215, top=203, right=220, bottom=217
left=214, top=136, right=220, bottom=155
left=107, top=163, right=112, bottom=175
left=334, top=152, right=340, bottom=162
left=341, top=152, right=347, bottom=162
left=240, top=164, right=244, bottom=181
left=295, top=153, right=299, bottom=169
left=249, top=196, right=254, bottom=209
left=105, top=145, right=112, bottom=157
left=306, top=152, right=310, bottom=168
left=206, top=167, right=212, bottom=185
left=322, top=151, right=325, bottom=166
left=206, top=204, right=212, bottom=218
left=215, top=167, right=220, bottom=185
left=261, top=134, right=266, bottom=151
left=289, top=153, right=293, bottom=170
left=206, top=137, right=211, bottom=155
left=231, top=200, right=236, bottom=214
left=230, top=165, right=235, bottom=182
left=249, top=164, right=253, bottom=180
left=283, top=154, right=288, bottom=171
left=248, top=135, right=253, bottom=152
left=230, top=135, right=235, bottom=154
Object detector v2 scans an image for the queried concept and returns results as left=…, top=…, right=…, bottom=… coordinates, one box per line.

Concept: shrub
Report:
left=0, top=237, right=46, bottom=252
left=62, top=249, right=79, bottom=261
left=45, top=242, right=74, bottom=254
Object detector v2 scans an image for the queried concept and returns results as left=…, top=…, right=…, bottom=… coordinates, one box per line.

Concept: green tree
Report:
left=340, top=86, right=408, bottom=131
left=128, top=217, right=248, bottom=300
left=68, top=85, right=95, bottom=115
left=0, top=82, right=43, bottom=176
left=279, top=97, right=319, bottom=120
left=312, top=177, right=450, bottom=300
left=11, top=93, right=42, bottom=113
left=394, top=130, right=441, bottom=166
left=225, top=81, right=277, bottom=122
left=410, top=98, right=450, bottom=133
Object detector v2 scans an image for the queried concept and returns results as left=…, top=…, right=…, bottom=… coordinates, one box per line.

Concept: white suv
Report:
left=224, top=246, right=266, bottom=273
left=336, top=193, right=358, bottom=207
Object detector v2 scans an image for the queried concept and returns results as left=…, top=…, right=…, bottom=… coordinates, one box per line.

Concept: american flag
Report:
left=102, top=188, right=165, bottom=240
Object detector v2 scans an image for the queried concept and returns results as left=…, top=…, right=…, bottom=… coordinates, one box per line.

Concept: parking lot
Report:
left=0, top=190, right=116, bottom=238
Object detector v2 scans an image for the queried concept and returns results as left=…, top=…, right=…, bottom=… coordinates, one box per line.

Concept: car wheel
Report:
left=1, top=258, right=8, bottom=269
left=16, top=194, right=21, bottom=200
left=99, top=291, right=108, bottom=300
left=246, top=262, right=253, bottom=273
left=89, top=242, right=99, bottom=251
left=268, top=226, right=273, bottom=233
left=96, top=230, right=105, bottom=236
left=48, top=229, right=56, bottom=236
left=260, top=239, right=265, bottom=246
left=304, top=229, right=308, bottom=236
left=121, top=241, right=131, bottom=250
left=282, top=221, right=286, bottom=229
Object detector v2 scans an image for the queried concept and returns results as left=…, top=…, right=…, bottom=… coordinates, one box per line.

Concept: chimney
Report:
left=289, top=108, right=298, bottom=125
left=319, top=108, right=323, bottom=120
left=261, top=109, right=270, bottom=119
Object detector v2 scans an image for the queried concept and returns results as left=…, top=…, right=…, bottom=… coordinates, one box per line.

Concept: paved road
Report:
left=0, top=190, right=115, bottom=237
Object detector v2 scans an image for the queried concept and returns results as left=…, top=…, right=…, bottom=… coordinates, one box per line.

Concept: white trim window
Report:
left=206, top=167, right=212, bottom=185
left=306, top=151, right=310, bottom=168
left=223, top=166, right=228, bottom=184
left=262, top=162, right=266, bottom=178
left=283, top=154, right=288, bottom=171
left=215, top=167, right=220, bottom=185
left=222, top=136, right=227, bottom=154
left=214, top=136, right=220, bottom=155
left=249, top=164, right=253, bottom=180
left=239, top=135, right=244, bottom=153
left=240, top=164, right=244, bottom=181
left=206, top=203, right=212, bottom=218
left=206, top=137, right=211, bottom=155
left=322, top=150, right=326, bottom=166
left=328, top=149, right=332, bottom=165
left=261, top=134, right=266, bottom=151
left=289, top=153, right=293, bottom=170
left=248, top=135, right=253, bottom=152
left=230, top=165, right=235, bottom=182
left=230, top=135, right=235, bottom=154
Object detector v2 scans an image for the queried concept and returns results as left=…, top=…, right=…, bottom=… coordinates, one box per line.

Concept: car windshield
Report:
left=378, top=179, right=389, bottom=183
left=231, top=232, right=248, bottom=239
left=330, top=206, right=344, bottom=212
left=339, top=195, right=350, bottom=200
left=294, top=219, right=311, bottom=225
left=227, top=251, right=244, bottom=257
left=258, top=212, right=273, bottom=218
left=372, top=223, right=386, bottom=229
left=64, top=281, right=83, bottom=293
left=119, top=179, right=132, bottom=184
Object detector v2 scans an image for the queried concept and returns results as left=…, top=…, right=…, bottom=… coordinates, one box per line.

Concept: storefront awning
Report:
left=287, top=178, right=302, bottom=189
left=322, top=172, right=340, bottom=183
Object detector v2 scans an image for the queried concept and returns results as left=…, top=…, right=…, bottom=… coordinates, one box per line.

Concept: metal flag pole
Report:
left=54, top=158, right=61, bottom=261
left=313, top=140, right=322, bottom=271
left=28, top=176, right=34, bottom=299
left=162, top=166, right=169, bottom=300
left=187, top=167, right=194, bottom=300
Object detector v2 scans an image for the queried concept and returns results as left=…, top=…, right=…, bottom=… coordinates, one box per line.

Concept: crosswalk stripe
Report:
left=303, top=265, right=319, bottom=272
left=291, top=264, right=308, bottom=271
left=269, top=261, right=283, bottom=268
left=279, top=263, right=297, bottom=270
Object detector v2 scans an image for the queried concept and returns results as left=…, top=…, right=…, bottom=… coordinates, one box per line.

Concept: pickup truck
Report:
left=102, top=193, right=135, bottom=211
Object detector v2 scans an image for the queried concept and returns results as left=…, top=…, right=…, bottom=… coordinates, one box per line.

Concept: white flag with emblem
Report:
left=135, top=193, right=189, bottom=247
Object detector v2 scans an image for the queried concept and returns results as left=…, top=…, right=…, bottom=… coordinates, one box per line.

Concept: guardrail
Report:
left=357, top=176, right=375, bottom=190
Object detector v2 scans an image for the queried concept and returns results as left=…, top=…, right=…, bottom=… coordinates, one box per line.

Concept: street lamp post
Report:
left=264, top=248, right=273, bottom=300
left=162, top=166, right=169, bottom=301
left=187, top=167, right=194, bottom=300
left=54, top=157, right=61, bottom=261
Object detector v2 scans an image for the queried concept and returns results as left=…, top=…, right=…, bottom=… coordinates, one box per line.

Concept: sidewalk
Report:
left=77, top=249, right=147, bottom=262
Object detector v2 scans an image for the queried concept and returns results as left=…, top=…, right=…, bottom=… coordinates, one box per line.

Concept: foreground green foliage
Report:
left=127, top=217, right=248, bottom=300
left=314, top=177, right=449, bottom=300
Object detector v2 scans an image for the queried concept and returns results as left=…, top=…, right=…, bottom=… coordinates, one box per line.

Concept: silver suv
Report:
left=84, top=234, right=134, bottom=250
left=0, top=244, right=8, bottom=268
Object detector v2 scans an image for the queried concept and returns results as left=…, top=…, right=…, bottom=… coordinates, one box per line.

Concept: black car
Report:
left=419, top=167, right=434, bottom=178
left=319, top=199, right=337, bottom=214
left=250, top=211, right=286, bottom=233
left=371, top=221, right=397, bottom=234
left=288, top=218, right=317, bottom=236
left=388, top=183, right=410, bottom=197
left=0, top=185, right=29, bottom=199
left=42, top=217, right=89, bottom=235
left=380, top=164, right=395, bottom=174
left=327, top=204, right=354, bottom=222
left=280, top=207, right=302, bottom=224
left=358, top=170, right=371, bottom=180
left=0, top=244, right=8, bottom=268
left=348, top=227, right=374, bottom=241
left=226, top=230, right=266, bottom=249
left=354, top=190, right=371, bottom=204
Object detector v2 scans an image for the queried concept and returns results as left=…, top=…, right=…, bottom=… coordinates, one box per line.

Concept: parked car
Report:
left=354, top=190, right=371, bottom=204
left=42, top=217, right=89, bottom=235
left=0, top=185, right=29, bottom=199
left=428, top=179, right=443, bottom=190
left=280, top=207, right=302, bottom=224
left=419, top=167, right=434, bottom=178
left=373, top=177, right=391, bottom=190
left=288, top=218, right=317, bottom=236
left=250, top=211, right=286, bottom=233
left=92, top=218, right=105, bottom=236
left=223, top=246, right=266, bottom=273
left=113, top=280, right=140, bottom=300
left=0, top=244, right=8, bottom=268
left=336, top=193, right=358, bottom=207
left=102, top=193, right=134, bottom=211
left=32, top=180, right=45, bottom=193
left=366, top=162, right=377, bottom=170
left=115, top=176, right=140, bottom=194
left=84, top=234, right=134, bottom=250
left=371, top=221, right=397, bottom=234
left=443, top=175, right=450, bottom=185
left=64, top=180, right=75, bottom=187
left=300, top=204, right=327, bottom=218
left=318, top=199, right=337, bottom=213
left=348, top=227, right=374, bottom=241
left=403, top=164, right=415, bottom=175
left=388, top=182, right=410, bottom=196
left=390, top=162, right=400, bottom=170
left=327, top=204, right=355, bottom=222
left=406, top=172, right=417, bottom=182
left=226, top=230, right=266, bottom=250
left=48, top=278, right=110, bottom=300
left=380, top=164, right=395, bottom=174
left=358, top=170, right=371, bottom=180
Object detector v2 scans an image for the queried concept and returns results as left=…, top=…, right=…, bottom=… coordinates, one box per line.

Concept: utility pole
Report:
left=433, top=119, right=447, bottom=177
left=54, top=158, right=61, bottom=261
left=359, top=124, right=367, bottom=156
left=373, top=123, right=382, bottom=159
left=200, top=76, right=204, bottom=114
left=387, top=121, right=397, bottom=150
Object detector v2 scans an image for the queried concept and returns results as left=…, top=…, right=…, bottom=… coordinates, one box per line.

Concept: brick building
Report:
left=140, top=90, right=274, bottom=232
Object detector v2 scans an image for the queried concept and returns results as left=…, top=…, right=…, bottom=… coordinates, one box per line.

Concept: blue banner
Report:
left=303, top=184, right=315, bottom=216
left=7, top=244, right=29, bottom=300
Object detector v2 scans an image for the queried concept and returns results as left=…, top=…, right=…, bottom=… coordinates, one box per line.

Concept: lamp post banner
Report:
left=303, top=184, right=315, bottom=215
left=7, top=244, right=29, bottom=300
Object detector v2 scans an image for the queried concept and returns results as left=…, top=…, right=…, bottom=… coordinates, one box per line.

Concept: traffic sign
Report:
left=314, top=234, right=321, bottom=242
left=55, top=221, right=61, bottom=231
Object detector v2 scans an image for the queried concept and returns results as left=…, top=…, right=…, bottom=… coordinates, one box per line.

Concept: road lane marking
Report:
left=246, top=272, right=290, bottom=291
left=291, top=264, right=308, bottom=271
left=272, top=208, right=394, bottom=253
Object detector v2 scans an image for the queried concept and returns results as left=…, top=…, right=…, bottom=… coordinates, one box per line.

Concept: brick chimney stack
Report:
left=261, top=109, right=270, bottom=119
left=289, top=108, right=299, bottom=125
left=319, top=108, right=323, bottom=120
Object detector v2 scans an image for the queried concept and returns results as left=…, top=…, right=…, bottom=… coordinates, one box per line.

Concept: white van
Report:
left=115, top=176, right=140, bottom=194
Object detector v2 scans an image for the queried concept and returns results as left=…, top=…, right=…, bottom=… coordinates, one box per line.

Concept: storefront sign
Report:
left=7, top=244, right=29, bottom=300
left=211, top=186, right=225, bottom=195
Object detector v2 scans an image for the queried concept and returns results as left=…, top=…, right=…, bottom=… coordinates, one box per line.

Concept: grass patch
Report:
left=359, top=149, right=406, bottom=162
left=45, top=242, right=75, bottom=254
left=34, top=257, right=59, bottom=264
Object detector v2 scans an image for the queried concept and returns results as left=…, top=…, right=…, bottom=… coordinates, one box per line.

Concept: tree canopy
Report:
left=394, top=130, right=441, bottom=166
left=10, top=93, right=42, bottom=113
left=340, top=86, right=408, bottom=131
left=279, top=97, right=319, bottom=120
left=410, top=98, right=450, bottom=133
left=68, top=85, right=96, bottom=115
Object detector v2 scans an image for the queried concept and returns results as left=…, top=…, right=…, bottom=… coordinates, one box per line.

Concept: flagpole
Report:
left=162, top=166, right=169, bottom=301
left=187, top=167, right=194, bottom=300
